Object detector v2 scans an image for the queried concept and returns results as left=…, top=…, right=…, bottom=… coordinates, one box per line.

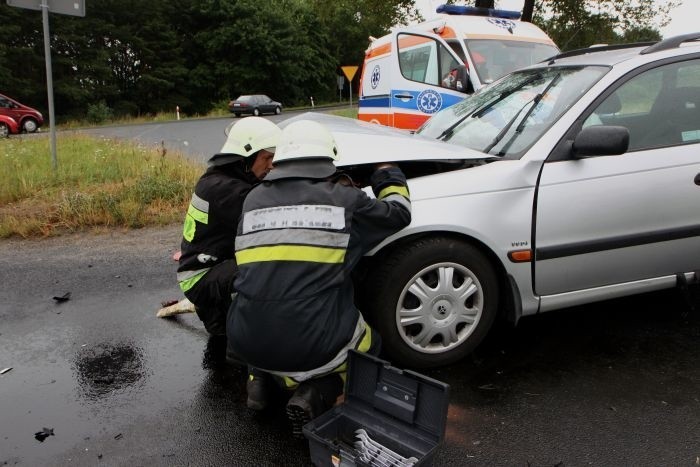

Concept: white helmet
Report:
left=212, top=117, right=281, bottom=166
left=273, top=120, right=339, bottom=164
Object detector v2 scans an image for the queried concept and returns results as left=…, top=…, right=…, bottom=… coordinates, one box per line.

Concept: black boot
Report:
left=285, top=383, right=324, bottom=439
left=246, top=371, right=271, bottom=411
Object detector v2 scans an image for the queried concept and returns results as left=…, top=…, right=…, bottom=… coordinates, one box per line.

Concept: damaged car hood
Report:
left=280, top=112, right=488, bottom=167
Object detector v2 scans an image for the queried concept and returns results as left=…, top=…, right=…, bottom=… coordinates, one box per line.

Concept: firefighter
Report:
left=177, top=117, right=281, bottom=342
left=226, top=119, right=412, bottom=437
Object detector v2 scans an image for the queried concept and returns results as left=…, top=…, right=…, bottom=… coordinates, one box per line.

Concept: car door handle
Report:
left=394, top=94, right=414, bottom=100
left=695, top=173, right=700, bottom=186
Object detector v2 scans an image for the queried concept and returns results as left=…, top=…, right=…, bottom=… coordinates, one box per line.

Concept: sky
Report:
left=414, top=0, right=698, bottom=38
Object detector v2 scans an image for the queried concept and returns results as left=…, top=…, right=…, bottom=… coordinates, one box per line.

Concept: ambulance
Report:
left=358, top=4, right=558, bottom=130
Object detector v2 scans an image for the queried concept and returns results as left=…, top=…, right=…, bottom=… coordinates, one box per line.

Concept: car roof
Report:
left=540, top=34, right=700, bottom=68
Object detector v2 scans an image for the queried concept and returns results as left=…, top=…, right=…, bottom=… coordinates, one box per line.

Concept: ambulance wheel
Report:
left=367, top=237, right=499, bottom=369
left=253, top=108, right=260, bottom=116
left=275, top=106, right=281, bottom=115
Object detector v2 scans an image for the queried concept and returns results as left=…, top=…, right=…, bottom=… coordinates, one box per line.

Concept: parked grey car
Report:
left=284, top=33, right=700, bottom=369
left=228, top=94, right=282, bottom=117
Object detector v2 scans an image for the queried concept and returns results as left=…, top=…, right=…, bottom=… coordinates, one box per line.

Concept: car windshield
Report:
left=465, top=39, right=559, bottom=84
left=237, top=95, right=254, bottom=102
left=417, top=66, right=609, bottom=158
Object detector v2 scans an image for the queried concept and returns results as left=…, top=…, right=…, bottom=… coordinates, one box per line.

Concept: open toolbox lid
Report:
left=344, top=350, right=450, bottom=445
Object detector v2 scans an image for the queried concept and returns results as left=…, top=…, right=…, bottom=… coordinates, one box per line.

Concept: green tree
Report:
left=1, top=0, right=422, bottom=118
left=308, top=0, right=421, bottom=66
left=181, top=0, right=338, bottom=108
left=0, top=5, right=50, bottom=115
left=532, top=0, right=681, bottom=51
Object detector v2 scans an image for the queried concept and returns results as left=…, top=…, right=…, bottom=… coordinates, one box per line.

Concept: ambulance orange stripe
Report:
left=394, top=113, right=429, bottom=130
left=440, top=26, right=457, bottom=39
left=396, top=34, right=434, bottom=49
left=358, top=113, right=392, bottom=127
left=365, top=43, right=391, bottom=59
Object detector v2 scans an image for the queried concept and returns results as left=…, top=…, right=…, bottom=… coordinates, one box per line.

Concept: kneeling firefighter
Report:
left=177, top=117, right=281, bottom=340
left=226, top=119, right=412, bottom=437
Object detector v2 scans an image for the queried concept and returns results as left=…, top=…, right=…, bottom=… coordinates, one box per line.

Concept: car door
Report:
left=392, top=32, right=466, bottom=129
left=533, top=57, right=700, bottom=299
left=0, top=95, right=13, bottom=120
left=259, top=95, right=272, bottom=113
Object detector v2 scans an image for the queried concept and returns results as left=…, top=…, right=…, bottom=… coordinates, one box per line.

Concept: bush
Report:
left=86, top=101, right=114, bottom=124
left=113, top=100, right=139, bottom=118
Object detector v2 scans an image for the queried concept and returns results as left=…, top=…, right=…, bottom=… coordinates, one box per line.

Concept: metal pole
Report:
left=41, top=0, right=57, bottom=170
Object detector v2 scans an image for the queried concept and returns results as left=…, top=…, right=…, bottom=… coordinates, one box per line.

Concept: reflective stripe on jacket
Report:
left=228, top=165, right=411, bottom=372
left=177, top=163, right=258, bottom=292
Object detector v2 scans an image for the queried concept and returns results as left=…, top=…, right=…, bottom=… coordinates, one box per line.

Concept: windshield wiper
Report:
left=484, top=72, right=562, bottom=156
left=437, top=74, right=543, bottom=142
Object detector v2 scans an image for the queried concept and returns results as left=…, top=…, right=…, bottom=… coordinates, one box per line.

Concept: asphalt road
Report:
left=73, top=108, right=338, bottom=163
left=2, top=114, right=700, bottom=466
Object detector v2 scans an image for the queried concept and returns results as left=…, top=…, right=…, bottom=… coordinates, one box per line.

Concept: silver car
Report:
left=289, top=33, right=700, bottom=369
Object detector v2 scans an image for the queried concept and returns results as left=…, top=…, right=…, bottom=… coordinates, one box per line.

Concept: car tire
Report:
left=234, top=113, right=241, bottom=118
left=253, top=108, right=260, bottom=116
left=364, top=237, right=499, bottom=369
left=275, top=106, right=281, bottom=115
left=23, top=118, right=38, bottom=133
left=0, top=122, right=8, bottom=138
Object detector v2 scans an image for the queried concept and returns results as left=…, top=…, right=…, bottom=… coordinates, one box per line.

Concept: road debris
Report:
left=53, top=292, right=71, bottom=303
left=34, top=427, right=54, bottom=442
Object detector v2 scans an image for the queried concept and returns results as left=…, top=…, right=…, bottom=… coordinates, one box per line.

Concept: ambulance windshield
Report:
left=466, top=39, right=558, bottom=84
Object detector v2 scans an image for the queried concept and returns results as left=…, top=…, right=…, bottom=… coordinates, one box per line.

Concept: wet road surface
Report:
left=2, top=226, right=699, bottom=466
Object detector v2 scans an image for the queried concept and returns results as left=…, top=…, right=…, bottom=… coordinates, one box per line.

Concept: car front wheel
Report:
left=23, top=118, right=38, bottom=133
left=365, top=237, right=499, bottom=369
left=253, top=108, right=260, bottom=116
left=0, top=123, right=8, bottom=138
left=275, top=106, right=281, bottom=115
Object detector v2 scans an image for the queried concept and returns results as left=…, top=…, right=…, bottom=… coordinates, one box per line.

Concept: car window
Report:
left=0, top=97, right=10, bottom=108
left=583, top=59, right=700, bottom=150
left=238, top=96, right=253, bottom=103
left=439, top=45, right=462, bottom=90
left=398, top=33, right=459, bottom=88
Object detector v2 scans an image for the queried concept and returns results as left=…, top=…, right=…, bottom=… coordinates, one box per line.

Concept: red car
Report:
left=0, top=93, right=44, bottom=133
left=0, top=114, right=19, bottom=138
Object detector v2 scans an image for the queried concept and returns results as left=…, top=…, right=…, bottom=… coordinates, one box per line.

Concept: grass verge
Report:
left=328, top=107, right=358, bottom=119
left=0, top=135, right=202, bottom=238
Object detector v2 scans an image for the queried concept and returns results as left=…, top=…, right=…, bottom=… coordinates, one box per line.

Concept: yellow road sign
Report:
left=341, top=66, right=358, bottom=82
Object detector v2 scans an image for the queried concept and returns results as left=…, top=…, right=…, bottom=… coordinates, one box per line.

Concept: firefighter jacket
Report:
left=177, top=162, right=259, bottom=292
left=228, top=163, right=411, bottom=373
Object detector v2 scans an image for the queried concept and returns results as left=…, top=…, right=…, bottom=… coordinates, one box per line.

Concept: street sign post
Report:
left=341, top=66, right=358, bottom=106
left=336, top=75, right=345, bottom=102
left=6, top=0, right=86, bottom=170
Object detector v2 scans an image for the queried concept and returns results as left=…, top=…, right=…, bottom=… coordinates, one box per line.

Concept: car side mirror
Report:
left=572, top=125, right=629, bottom=157
left=454, top=65, right=473, bottom=94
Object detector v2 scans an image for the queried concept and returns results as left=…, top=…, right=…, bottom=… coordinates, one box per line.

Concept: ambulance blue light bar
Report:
left=435, top=4, right=522, bottom=20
